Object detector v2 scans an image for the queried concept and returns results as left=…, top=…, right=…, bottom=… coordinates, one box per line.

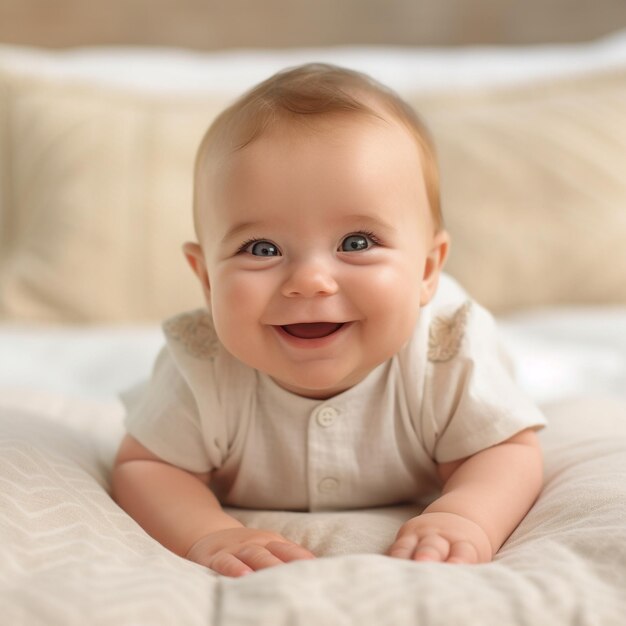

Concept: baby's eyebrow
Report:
left=221, top=213, right=395, bottom=245
left=222, top=221, right=262, bottom=243
left=338, top=214, right=396, bottom=234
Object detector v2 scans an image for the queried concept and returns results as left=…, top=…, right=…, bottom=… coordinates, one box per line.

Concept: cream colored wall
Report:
left=1, top=0, right=626, bottom=49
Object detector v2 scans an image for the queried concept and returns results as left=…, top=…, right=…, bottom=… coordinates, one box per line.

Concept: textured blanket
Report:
left=1, top=390, right=625, bottom=625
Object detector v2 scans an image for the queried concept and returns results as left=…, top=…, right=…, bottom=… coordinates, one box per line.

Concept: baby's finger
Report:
left=235, top=543, right=284, bottom=571
left=446, top=540, right=478, bottom=564
left=265, top=541, right=316, bottom=562
left=413, top=534, right=450, bottom=562
left=387, top=534, right=418, bottom=559
left=208, top=552, right=254, bottom=578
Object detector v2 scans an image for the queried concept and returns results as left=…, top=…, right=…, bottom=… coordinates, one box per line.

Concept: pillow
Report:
left=0, top=70, right=219, bottom=322
left=0, top=71, right=9, bottom=263
left=413, top=69, right=626, bottom=312
left=0, top=61, right=625, bottom=322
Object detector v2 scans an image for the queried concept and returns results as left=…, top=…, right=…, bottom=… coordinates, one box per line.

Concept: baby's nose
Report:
left=281, top=258, right=339, bottom=298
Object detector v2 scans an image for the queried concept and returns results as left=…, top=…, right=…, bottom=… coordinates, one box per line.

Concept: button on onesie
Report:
left=308, top=403, right=347, bottom=510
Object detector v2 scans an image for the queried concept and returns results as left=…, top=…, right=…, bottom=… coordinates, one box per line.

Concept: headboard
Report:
left=1, top=0, right=626, bottom=49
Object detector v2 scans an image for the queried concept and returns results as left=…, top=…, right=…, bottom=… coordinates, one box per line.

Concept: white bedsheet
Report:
left=0, top=308, right=625, bottom=626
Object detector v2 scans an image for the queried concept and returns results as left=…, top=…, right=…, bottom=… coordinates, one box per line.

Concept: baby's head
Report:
left=184, top=63, right=450, bottom=399
left=192, top=63, right=443, bottom=237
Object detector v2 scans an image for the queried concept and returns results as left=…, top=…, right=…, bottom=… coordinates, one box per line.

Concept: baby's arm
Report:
left=387, top=428, right=543, bottom=563
left=111, top=435, right=314, bottom=576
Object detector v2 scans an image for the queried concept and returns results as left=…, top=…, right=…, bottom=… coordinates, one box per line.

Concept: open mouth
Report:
left=281, top=322, right=345, bottom=339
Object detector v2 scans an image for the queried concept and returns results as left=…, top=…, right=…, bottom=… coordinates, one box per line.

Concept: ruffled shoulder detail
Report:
left=428, top=300, right=472, bottom=363
left=163, top=309, right=219, bottom=360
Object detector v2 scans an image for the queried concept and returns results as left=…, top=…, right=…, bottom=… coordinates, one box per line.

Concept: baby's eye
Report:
left=340, top=233, right=376, bottom=252
left=245, top=240, right=281, bottom=257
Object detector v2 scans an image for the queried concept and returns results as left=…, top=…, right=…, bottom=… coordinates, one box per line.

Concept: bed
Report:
left=1, top=30, right=626, bottom=625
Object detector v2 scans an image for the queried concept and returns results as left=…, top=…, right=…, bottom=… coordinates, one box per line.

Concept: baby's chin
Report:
left=266, top=367, right=372, bottom=400
left=271, top=380, right=340, bottom=400
left=269, top=377, right=349, bottom=400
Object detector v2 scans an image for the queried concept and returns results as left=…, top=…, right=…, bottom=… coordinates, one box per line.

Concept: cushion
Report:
left=414, top=69, right=626, bottom=312
left=0, top=63, right=625, bottom=321
left=0, top=70, right=9, bottom=261
left=0, top=70, right=215, bottom=322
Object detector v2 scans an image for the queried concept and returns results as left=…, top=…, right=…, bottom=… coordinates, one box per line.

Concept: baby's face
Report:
left=191, top=115, right=448, bottom=399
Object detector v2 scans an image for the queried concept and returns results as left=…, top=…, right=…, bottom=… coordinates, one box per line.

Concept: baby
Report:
left=112, top=63, right=546, bottom=577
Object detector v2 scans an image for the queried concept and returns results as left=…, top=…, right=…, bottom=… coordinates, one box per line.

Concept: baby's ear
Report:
left=182, top=242, right=211, bottom=301
left=420, top=229, right=450, bottom=306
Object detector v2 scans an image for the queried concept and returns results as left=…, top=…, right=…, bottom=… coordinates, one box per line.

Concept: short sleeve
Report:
left=120, top=345, right=213, bottom=474
left=421, top=298, right=547, bottom=464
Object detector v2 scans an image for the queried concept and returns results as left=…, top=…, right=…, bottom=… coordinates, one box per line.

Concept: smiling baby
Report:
left=112, top=63, right=547, bottom=577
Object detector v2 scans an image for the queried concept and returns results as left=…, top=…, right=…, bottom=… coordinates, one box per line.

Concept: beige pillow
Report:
left=0, top=71, right=222, bottom=322
left=0, top=67, right=625, bottom=322
left=414, top=69, right=626, bottom=312
left=0, top=72, right=10, bottom=263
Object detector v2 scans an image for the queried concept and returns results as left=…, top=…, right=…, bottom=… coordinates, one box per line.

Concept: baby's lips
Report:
left=281, top=322, right=344, bottom=339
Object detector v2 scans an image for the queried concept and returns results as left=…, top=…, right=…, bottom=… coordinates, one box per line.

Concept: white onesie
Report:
left=121, top=274, right=546, bottom=512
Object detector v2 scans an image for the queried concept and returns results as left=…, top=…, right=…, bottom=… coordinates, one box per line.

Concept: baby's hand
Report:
left=386, top=512, right=493, bottom=564
left=185, top=527, right=316, bottom=577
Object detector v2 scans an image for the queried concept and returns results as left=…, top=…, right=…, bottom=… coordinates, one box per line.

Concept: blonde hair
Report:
left=193, top=63, right=442, bottom=233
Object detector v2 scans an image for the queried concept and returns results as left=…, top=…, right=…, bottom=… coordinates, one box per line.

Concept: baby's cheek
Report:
left=364, top=266, right=420, bottom=315
left=210, top=272, right=269, bottom=349
left=361, top=267, right=421, bottom=344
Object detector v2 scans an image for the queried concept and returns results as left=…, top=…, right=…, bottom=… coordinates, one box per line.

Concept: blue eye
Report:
left=340, top=233, right=374, bottom=252
left=247, top=240, right=280, bottom=257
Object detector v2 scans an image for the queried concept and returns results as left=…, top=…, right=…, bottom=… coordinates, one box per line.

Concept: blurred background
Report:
left=1, top=0, right=626, bottom=327
left=0, top=0, right=625, bottom=399
left=1, top=0, right=626, bottom=48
